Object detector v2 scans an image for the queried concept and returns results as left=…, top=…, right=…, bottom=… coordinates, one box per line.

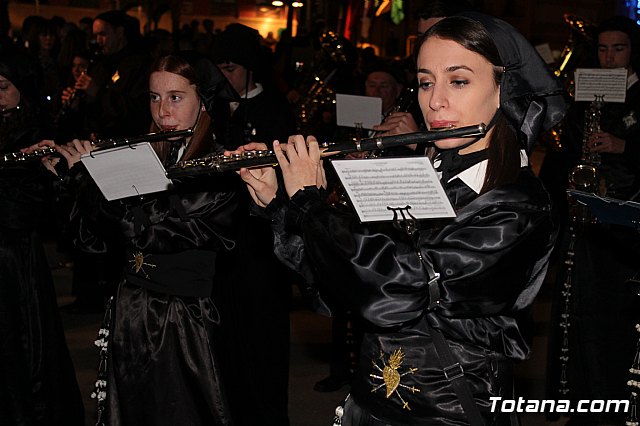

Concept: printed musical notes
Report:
left=574, top=68, right=627, bottom=103
left=331, top=157, right=455, bottom=222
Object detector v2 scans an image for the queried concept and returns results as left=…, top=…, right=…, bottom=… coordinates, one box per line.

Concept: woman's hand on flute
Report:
left=227, top=142, right=279, bottom=208
left=22, top=140, right=60, bottom=175
left=56, top=139, right=95, bottom=169
left=275, top=135, right=326, bottom=199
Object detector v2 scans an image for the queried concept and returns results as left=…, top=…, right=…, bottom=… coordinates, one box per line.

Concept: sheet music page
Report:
left=574, top=68, right=627, bottom=103
left=81, top=142, right=172, bottom=201
left=331, top=156, right=456, bottom=222
left=335, top=93, right=382, bottom=129
left=567, top=189, right=640, bottom=228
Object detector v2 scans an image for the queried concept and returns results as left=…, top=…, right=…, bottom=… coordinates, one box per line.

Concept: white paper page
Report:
left=80, top=142, right=172, bottom=201
left=335, top=93, right=382, bottom=129
left=574, top=68, right=627, bottom=103
left=535, top=43, right=555, bottom=64
left=331, top=157, right=456, bottom=222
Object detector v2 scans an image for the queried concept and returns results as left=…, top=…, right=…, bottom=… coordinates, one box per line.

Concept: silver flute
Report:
left=166, top=123, right=486, bottom=179
left=1, top=128, right=194, bottom=167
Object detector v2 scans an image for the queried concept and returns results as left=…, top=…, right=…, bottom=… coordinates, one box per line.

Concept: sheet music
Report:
left=567, top=189, right=640, bottom=228
left=574, top=68, right=627, bottom=103
left=81, top=142, right=172, bottom=201
left=335, top=93, right=382, bottom=129
left=331, top=156, right=456, bottom=222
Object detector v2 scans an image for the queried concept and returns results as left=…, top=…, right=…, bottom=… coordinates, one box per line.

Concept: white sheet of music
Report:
left=331, top=156, right=456, bottom=222
left=335, top=93, right=382, bottom=129
left=574, top=68, right=627, bottom=103
left=80, top=142, right=172, bottom=201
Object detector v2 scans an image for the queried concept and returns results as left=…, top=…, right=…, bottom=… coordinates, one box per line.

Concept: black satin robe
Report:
left=0, top=118, right=84, bottom=425
left=267, top=163, right=556, bottom=425
left=69, top=165, right=239, bottom=426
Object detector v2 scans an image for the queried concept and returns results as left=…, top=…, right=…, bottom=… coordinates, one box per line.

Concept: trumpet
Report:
left=1, top=128, right=194, bottom=168
left=167, top=124, right=486, bottom=179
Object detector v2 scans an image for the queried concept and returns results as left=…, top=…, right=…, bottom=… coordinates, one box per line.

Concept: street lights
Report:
left=271, top=0, right=304, bottom=35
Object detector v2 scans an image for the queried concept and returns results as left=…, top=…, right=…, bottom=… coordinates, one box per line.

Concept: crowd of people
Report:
left=1, top=2, right=639, bottom=426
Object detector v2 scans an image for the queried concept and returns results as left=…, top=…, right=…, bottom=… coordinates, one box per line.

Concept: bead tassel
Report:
left=626, top=325, right=640, bottom=426
left=92, top=297, right=113, bottom=426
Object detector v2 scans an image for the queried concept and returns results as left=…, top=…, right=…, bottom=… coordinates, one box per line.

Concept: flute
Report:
left=166, top=123, right=486, bottom=179
left=0, top=128, right=194, bottom=167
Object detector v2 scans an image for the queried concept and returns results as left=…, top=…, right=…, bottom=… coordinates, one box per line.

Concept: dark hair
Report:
left=95, top=10, right=141, bottom=43
left=25, top=17, right=58, bottom=54
left=0, top=49, right=43, bottom=152
left=212, top=23, right=262, bottom=72
left=418, top=16, right=521, bottom=193
left=148, top=55, right=212, bottom=163
left=597, top=16, right=640, bottom=72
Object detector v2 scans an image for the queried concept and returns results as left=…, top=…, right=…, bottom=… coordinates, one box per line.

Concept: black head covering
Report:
left=0, top=48, right=39, bottom=105
left=95, top=10, right=140, bottom=43
left=212, top=23, right=262, bottom=71
left=365, top=60, right=406, bottom=87
left=460, top=12, right=568, bottom=152
left=174, top=51, right=240, bottom=113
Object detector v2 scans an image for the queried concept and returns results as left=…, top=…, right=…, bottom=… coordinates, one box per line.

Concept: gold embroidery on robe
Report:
left=370, top=348, right=420, bottom=410
left=129, top=252, right=156, bottom=278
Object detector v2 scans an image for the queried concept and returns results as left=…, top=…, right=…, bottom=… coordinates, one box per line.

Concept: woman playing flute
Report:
left=237, top=13, right=566, bottom=425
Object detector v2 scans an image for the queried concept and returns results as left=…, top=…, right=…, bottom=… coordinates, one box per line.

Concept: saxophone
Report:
left=568, top=95, right=605, bottom=221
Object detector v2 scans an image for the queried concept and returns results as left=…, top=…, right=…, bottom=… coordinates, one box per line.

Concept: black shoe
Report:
left=313, top=375, right=350, bottom=392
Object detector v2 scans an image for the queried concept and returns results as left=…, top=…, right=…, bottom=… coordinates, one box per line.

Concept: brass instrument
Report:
left=372, top=86, right=417, bottom=138
left=555, top=14, right=597, bottom=95
left=568, top=95, right=604, bottom=221
left=545, top=14, right=596, bottom=152
left=166, top=124, right=486, bottom=179
left=0, top=129, right=194, bottom=168
left=294, top=31, right=356, bottom=134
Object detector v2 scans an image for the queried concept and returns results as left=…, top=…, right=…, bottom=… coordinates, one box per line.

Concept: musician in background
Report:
left=36, top=53, right=240, bottom=425
left=211, top=23, right=294, bottom=426
left=0, top=47, right=84, bottom=426
left=68, top=10, right=151, bottom=139
left=212, top=23, right=295, bottom=149
left=366, top=63, right=423, bottom=138
left=545, top=16, right=640, bottom=424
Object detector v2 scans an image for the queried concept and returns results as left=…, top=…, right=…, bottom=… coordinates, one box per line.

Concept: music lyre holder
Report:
left=388, top=205, right=418, bottom=237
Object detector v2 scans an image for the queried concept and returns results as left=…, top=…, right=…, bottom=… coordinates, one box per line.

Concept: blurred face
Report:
left=217, top=62, right=254, bottom=96
left=93, top=19, right=126, bottom=55
left=0, top=75, right=20, bottom=111
left=598, top=30, right=632, bottom=72
left=417, top=37, right=500, bottom=152
left=365, top=71, right=402, bottom=114
left=38, top=31, right=55, bottom=51
left=149, top=71, right=202, bottom=134
left=71, top=56, right=89, bottom=81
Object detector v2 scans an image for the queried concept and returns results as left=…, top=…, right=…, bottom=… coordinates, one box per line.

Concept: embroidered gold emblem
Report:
left=111, top=70, right=120, bottom=83
left=370, top=348, right=419, bottom=410
left=129, top=252, right=156, bottom=278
